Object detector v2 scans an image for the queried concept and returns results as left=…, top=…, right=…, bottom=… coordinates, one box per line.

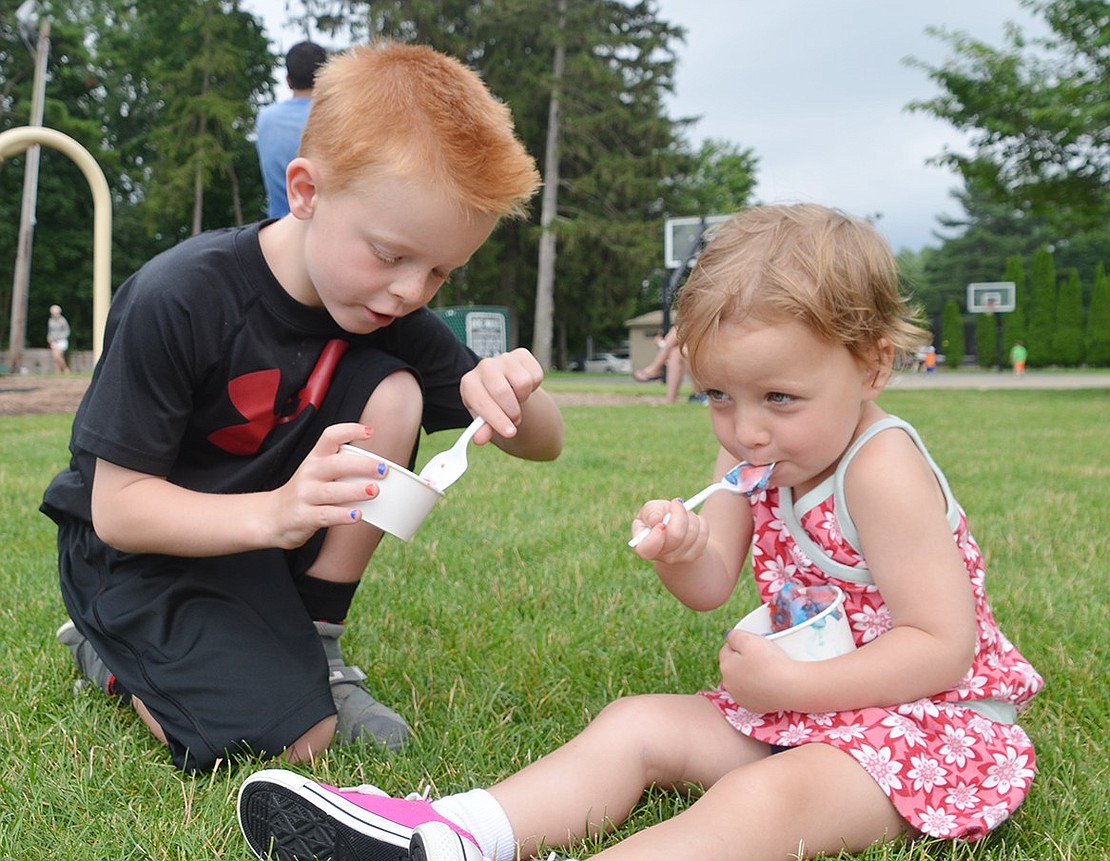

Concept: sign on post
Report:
left=431, top=306, right=509, bottom=358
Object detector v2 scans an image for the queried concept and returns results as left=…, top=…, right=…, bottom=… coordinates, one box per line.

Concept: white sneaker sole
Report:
left=411, top=822, right=487, bottom=861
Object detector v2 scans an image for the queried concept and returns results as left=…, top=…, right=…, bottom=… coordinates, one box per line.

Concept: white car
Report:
left=583, top=352, right=631, bottom=374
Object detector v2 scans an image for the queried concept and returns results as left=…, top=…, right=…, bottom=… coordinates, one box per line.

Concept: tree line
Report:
left=906, top=0, right=1110, bottom=367
left=2, top=0, right=1107, bottom=367
left=938, top=247, right=1110, bottom=369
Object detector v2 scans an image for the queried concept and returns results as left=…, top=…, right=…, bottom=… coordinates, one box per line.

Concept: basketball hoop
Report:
left=967, top=282, right=1015, bottom=314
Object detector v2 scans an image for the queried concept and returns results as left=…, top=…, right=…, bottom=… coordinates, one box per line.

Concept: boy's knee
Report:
left=359, top=370, right=424, bottom=463
left=363, top=370, right=422, bottom=425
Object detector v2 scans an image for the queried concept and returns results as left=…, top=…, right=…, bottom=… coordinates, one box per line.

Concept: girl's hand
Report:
left=269, top=423, right=391, bottom=548
left=460, top=348, right=545, bottom=443
left=717, top=627, right=802, bottom=714
left=630, top=497, right=710, bottom=564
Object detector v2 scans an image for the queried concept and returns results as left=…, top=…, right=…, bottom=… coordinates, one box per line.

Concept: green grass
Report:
left=2, top=389, right=1108, bottom=859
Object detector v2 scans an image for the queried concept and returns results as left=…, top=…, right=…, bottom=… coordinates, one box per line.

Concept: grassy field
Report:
left=2, top=386, right=1107, bottom=859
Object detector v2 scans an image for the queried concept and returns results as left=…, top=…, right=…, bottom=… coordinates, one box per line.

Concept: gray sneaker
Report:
left=56, top=619, right=114, bottom=696
left=315, top=621, right=411, bottom=750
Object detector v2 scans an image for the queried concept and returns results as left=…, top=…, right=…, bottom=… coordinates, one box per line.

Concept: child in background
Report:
left=47, top=304, right=71, bottom=373
left=43, top=42, right=563, bottom=774
left=237, top=205, right=1042, bottom=860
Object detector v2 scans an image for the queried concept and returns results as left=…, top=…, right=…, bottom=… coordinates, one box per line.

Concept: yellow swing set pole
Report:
left=1, top=125, right=112, bottom=363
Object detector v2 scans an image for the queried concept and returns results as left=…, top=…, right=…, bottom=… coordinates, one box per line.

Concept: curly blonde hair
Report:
left=676, top=204, right=928, bottom=379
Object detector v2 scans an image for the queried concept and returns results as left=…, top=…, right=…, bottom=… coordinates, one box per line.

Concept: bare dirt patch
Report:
left=0, top=375, right=90, bottom=416
left=0, top=374, right=653, bottom=417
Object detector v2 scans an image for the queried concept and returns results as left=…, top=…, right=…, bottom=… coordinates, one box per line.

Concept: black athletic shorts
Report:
left=57, top=349, right=413, bottom=771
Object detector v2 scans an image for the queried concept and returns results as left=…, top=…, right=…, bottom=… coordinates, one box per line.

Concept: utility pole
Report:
left=8, top=11, right=51, bottom=374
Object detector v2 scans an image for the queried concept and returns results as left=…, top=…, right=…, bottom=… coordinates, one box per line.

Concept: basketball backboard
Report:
left=663, top=214, right=730, bottom=269
left=967, top=282, right=1016, bottom=313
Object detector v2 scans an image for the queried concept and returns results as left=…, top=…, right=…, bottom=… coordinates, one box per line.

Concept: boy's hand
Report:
left=270, top=423, right=391, bottom=547
left=89, top=423, right=394, bottom=557
left=460, top=348, right=545, bottom=443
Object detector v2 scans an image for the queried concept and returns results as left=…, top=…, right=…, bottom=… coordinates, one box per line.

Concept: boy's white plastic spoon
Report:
left=628, top=461, right=776, bottom=548
left=417, top=416, right=486, bottom=491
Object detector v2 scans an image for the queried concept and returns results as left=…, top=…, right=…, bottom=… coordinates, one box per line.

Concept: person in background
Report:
left=47, top=304, right=70, bottom=373
left=632, top=325, right=685, bottom=404
left=256, top=40, right=328, bottom=218
left=1009, top=341, right=1027, bottom=376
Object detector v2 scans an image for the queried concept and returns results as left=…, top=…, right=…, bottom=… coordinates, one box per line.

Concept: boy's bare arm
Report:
left=91, top=459, right=282, bottom=555
left=488, top=387, right=563, bottom=462
left=89, top=423, right=384, bottom=557
left=460, top=348, right=564, bottom=462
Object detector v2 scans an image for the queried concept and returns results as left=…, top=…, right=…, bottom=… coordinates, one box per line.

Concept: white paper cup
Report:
left=339, top=444, right=443, bottom=541
left=734, top=586, right=855, bottom=661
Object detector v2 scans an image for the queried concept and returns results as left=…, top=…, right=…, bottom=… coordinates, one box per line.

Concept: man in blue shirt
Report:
left=256, top=41, right=328, bottom=218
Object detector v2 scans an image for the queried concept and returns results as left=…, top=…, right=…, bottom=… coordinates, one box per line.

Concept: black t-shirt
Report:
left=43, top=222, right=477, bottom=523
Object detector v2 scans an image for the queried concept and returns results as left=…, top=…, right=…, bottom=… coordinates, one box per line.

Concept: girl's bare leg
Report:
left=489, top=694, right=768, bottom=858
left=592, top=743, right=907, bottom=861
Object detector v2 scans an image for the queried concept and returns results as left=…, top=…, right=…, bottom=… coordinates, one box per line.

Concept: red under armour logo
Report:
left=208, top=339, right=349, bottom=455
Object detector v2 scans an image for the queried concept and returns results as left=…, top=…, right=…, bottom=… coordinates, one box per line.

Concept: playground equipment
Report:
left=0, top=126, right=112, bottom=365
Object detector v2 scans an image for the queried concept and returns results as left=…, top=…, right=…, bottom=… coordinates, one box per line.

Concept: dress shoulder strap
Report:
left=779, top=416, right=959, bottom=584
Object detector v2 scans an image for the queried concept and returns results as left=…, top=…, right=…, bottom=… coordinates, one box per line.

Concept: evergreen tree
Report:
left=940, top=298, right=964, bottom=368
left=975, top=311, right=997, bottom=368
left=307, top=0, right=704, bottom=360
left=0, top=0, right=119, bottom=351
left=1026, top=246, right=1057, bottom=367
left=1, top=0, right=274, bottom=353
left=1001, top=254, right=1026, bottom=359
left=124, top=1, right=273, bottom=238
left=919, top=186, right=1044, bottom=320
left=1052, top=268, right=1084, bottom=366
left=1085, top=262, right=1110, bottom=366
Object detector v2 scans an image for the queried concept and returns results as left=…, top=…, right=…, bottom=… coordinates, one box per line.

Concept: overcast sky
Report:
left=245, top=0, right=1043, bottom=253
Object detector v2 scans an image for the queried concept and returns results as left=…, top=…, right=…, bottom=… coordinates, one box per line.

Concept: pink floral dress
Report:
left=701, top=417, right=1044, bottom=840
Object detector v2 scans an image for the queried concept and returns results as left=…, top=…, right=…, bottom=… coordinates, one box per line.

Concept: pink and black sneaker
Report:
left=238, top=768, right=480, bottom=861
